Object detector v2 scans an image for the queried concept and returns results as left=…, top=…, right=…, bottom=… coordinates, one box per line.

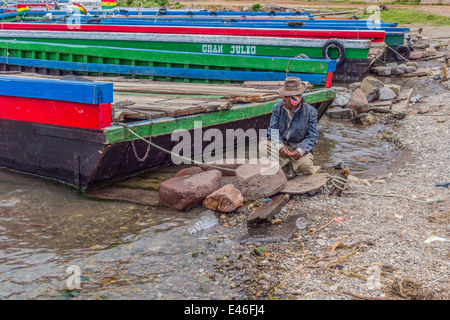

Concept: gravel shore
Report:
left=212, top=55, right=450, bottom=300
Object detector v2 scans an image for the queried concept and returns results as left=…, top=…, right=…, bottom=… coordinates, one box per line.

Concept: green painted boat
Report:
left=0, top=73, right=336, bottom=191
left=0, top=31, right=371, bottom=82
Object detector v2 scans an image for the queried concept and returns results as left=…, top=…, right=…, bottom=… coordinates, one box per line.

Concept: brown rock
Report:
left=203, top=184, right=244, bottom=212
left=360, top=76, right=383, bottom=102
left=159, top=170, right=222, bottom=211
left=235, top=161, right=287, bottom=202
left=198, top=158, right=248, bottom=176
left=347, top=88, right=370, bottom=115
left=173, top=166, right=204, bottom=178
left=409, top=51, right=424, bottom=60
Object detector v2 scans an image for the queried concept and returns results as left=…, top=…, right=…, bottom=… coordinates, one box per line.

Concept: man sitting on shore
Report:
left=259, top=77, right=318, bottom=180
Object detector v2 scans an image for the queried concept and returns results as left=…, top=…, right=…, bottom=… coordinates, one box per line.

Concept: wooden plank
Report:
left=247, top=193, right=291, bottom=227
left=392, top=88, right=413, bottom=120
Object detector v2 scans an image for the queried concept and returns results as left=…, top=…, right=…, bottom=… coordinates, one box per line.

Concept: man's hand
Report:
left=290, top=150, right=301, bottom=160
left=279, top=146, right=290, bottom=158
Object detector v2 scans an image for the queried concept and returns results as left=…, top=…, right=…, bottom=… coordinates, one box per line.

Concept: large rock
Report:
left=203, top=184, right=244, bottom=212
left=347, top=88, right=370, bottom=115
left=361, top=76, right=384, bottom=102
left=198, top=158, right=247, bottom=176
left=173, top=166, right=204, bottom=178
left=409, top=51, right=424, bottom=60
left=331, top=91, right=351, bottom=107
left=378, top=87, right=397, bottom=101
left=326, top=108, right=357, bottom=119
left=235, top=161, right=287, bottom=202
left=159, top=170, right=222, bottom=211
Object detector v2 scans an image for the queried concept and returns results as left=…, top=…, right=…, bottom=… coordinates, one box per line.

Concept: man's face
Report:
left=282, top=95, right=294, bottom=109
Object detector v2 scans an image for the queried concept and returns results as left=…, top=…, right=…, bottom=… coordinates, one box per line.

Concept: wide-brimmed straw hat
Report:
left=278, top=77, right=308, bottom=96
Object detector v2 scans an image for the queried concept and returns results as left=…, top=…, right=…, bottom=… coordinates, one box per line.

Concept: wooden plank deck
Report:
left=4, top=72, right=283, bottom=122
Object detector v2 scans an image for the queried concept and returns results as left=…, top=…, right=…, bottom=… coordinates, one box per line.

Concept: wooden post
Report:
left=329, top=168, right=350, bottom=197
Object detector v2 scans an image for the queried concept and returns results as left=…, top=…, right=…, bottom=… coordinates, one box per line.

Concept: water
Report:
left=0, top=115, right=401, bottom=300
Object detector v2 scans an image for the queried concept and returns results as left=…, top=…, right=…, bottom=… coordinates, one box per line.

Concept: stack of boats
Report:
left=0, top=5, right=411, bottom=191
left=0, top=5, right=411, bottom=84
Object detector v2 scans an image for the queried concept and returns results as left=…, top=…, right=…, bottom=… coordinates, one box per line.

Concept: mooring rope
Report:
left=121, top=124, right=237, bottom=172
left=328, top=175, right=443, bottom=203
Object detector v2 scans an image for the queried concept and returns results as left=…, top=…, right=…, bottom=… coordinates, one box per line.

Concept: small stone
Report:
left=203, top=184, right=244, bottom=212
left=349, top=82, right=361, bottom=92
left=391, top=67, right=405, bottom=75
left=406, top=61, right=419, bottom=68
left=352, top=112, right=376, bottom=125
left=405, top=66, right=417, bottom=73
left=254, top=247, right=269, bottom=256
left=377, top=67, right=392, bottom=76
left=384, top=84, right=400, bottom=97
left=378, top=87, right=397, bottom=101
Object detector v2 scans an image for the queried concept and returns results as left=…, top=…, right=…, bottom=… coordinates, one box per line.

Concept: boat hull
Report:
left=0, top=75, right=335, bottom=190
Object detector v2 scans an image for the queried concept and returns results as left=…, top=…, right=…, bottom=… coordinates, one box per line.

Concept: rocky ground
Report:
left=208, top=86, right=449, bottom=300
left=199, top=27, right=450, bottom=300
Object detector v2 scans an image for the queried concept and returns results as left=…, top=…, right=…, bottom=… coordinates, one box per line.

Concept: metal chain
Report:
left=130, top=120, right=153, bottom=162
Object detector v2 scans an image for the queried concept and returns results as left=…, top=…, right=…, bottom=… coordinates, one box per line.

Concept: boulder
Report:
left=326, top=108, right=357, bottom=119
left=331, top=91, right=351, bottom=107
left=159, top=170, right=222, bottom=211
left=203, top=184, right=244, bottom=212
left=198, top=158, right=247, bottom=176
left=347, top=88, right=370, bottom=114
left=378, top=87, right=397, bottom=101
left=384, top=84, right=401, bottom=97
left=409, top=51, right=424, bottom=60
left=173, top=166, right=204, bottom=178
left=235, top=161, right=287, bottom=202
left=360, top=76, right=384, bottom=102
left=349, top=82, right=361, bottom=92
left=377, top=67, right=392, bottom=76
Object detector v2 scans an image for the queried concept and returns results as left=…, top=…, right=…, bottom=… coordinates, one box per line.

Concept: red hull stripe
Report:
left=0, top=76, right=113, bottom=105
left=1, top=23, right=386, bottom=42
left=0, top=96, right=111, bottom=130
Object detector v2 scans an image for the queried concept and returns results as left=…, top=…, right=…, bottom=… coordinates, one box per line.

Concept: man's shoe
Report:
left=283, top=162, right=296, bottom=180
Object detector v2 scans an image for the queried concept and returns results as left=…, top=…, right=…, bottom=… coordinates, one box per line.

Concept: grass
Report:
left=360, top=8, right=450, bottom=26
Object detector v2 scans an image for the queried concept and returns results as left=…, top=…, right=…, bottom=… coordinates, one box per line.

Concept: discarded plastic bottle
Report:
left=296, top=217, right=307, bottom=229
left=187, top=210, right=219, bottom=234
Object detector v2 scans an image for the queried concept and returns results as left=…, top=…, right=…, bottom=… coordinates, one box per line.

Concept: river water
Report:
left=0, top=113, right=404, bottom=300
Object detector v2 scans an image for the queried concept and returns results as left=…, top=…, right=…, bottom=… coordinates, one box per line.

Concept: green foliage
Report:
left=252, top=3, right=262, bottom=11
left=126, top=0, right=134, bottom=6
left=361, top=8, right=450, bottom=26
